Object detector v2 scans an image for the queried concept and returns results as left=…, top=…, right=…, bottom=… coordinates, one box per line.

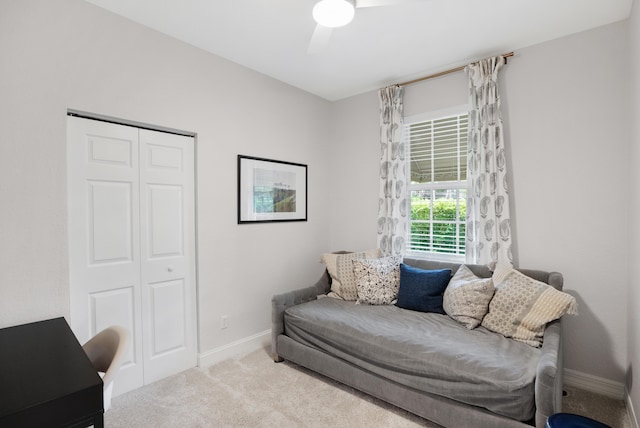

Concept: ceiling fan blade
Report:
left=355, top=0, right=413, bottom=7
left=307, top=24, right=333, bottom=55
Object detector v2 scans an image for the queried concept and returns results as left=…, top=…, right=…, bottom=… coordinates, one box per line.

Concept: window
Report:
left=405, top=107, right=468, bottom=261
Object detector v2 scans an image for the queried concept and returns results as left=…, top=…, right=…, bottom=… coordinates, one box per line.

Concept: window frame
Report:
left=404, top=104, right=470, bottom=263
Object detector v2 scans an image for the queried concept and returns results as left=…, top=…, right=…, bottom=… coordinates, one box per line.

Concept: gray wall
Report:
left=0, top=0, right=636, bottom=401
left=330, top=22, right=631, bottom=384
left=507, top=22, right=630, bottom=382
left=0, top=0, right=332, bottom=354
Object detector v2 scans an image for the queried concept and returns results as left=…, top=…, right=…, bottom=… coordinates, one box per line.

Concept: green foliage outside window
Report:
left=410, top=197, right=466, bottom=254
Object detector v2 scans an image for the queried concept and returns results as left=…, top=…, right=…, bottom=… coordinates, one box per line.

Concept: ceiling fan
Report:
left=308, top=0, right=413, bottom=54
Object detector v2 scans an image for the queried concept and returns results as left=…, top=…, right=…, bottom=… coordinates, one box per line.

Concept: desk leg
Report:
left=94, top=412, right=104, bottom=428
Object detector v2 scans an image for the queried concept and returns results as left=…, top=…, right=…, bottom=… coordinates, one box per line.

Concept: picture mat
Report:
left=238, top=156, right=307, bottom=223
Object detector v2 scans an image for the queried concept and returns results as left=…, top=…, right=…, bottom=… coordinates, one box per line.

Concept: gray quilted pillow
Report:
left=443, top=265, right=495, bottom=329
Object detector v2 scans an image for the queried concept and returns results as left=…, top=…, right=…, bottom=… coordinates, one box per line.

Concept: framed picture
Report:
left=237, top=155, right=308, bottom=224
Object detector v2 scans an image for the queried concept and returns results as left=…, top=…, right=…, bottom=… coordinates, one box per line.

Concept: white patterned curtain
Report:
left=377, top=85, right=409, bottom=256
left=465, top=57, right=513, bottom=265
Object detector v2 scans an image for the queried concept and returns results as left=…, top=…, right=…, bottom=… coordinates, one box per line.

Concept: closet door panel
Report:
left=89, top=287, right=136, bottom=367
left=139, top=129, right=197, bottom=385
left=67, top=116, right=144, bottom=396
left=147, top=184, right=184, bottom=258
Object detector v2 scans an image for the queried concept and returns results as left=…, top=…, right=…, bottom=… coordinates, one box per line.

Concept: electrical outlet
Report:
left=221, top=315, right=229, bottom=329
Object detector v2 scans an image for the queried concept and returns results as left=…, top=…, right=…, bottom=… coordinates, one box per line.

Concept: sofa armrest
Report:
left=534, top=319, right=563, bottom=427
left=271, top=271, right=330, bottom=362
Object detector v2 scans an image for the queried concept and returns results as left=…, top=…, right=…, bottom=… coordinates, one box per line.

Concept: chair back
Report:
left=82, top=326, right=130, bottom=393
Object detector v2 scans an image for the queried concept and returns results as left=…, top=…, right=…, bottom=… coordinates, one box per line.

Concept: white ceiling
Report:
left=85, top=0, right=632, bottom=101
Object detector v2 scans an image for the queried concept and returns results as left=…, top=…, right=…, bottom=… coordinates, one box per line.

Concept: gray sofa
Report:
left=271, top=258, right=564, bottom=428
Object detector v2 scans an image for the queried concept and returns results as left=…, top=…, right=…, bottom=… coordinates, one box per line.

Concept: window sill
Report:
left=404, top=251, right=465, bottom=264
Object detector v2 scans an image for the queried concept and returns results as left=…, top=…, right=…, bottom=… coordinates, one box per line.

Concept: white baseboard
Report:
left=197, top=329, right=270, bottom=367
left=627, top=387, right=640, bottom=428
left=624, top=388, right=640, bottom=428
left=564, top=368, right=626, bottom=400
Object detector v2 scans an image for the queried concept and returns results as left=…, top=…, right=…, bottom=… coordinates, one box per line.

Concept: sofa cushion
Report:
left=352, top=256, right=402, bottom=305
left=443, top=265, right=495, bottom=329
left=284, top=297, right=541, bottom=421
left=321, top=249, right=381, bottom=300
left=481, top=263, right=577, bottom=347
left=396, top=264, right=451, bottom=314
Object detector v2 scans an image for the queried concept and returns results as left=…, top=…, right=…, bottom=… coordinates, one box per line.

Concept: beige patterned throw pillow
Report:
left=352, top=256, right=402, bottom=305
left=321, top=249, right=381, bottom=301
left=481, top=263, right=577, bottom=347
left=443, top=265, right=495, bottom=329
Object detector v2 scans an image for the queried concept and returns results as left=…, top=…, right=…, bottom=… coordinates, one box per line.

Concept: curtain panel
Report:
left=377, top=85, right=409, bottom=256
left=465, top=57, right=513, bottom=265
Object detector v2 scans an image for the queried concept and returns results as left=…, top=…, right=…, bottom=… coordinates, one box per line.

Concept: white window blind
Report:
left=406, top=111, right=468, bottom=260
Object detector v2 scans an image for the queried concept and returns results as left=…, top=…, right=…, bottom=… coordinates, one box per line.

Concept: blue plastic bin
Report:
left=546, top=413, right=611, bottom=428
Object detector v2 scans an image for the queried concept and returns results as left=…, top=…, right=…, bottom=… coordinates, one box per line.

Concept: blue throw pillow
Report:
left=396, top=264, right=452, bottom=314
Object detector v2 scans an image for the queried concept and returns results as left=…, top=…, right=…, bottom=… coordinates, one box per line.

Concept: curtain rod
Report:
left=397, top=52, right=515, bottom=87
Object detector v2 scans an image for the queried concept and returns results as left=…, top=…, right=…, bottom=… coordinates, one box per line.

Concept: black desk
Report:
left=0, top=317, right=103, bottom=427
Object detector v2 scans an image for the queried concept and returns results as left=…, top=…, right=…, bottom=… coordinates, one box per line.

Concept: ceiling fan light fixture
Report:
left=312, top=0, right=355, bottom=28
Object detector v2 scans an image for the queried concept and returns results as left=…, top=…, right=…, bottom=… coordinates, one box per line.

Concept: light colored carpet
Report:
left=561, top=385, right=632, bottom=428
left=105, top=347, right=631, bottom=427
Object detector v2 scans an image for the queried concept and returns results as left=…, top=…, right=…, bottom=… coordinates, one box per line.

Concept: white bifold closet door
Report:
left=67, top=115, right=197, bottom=396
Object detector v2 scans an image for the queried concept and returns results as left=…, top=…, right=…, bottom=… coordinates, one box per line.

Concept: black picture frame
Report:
left=237, top=155, right=308, bottom=224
